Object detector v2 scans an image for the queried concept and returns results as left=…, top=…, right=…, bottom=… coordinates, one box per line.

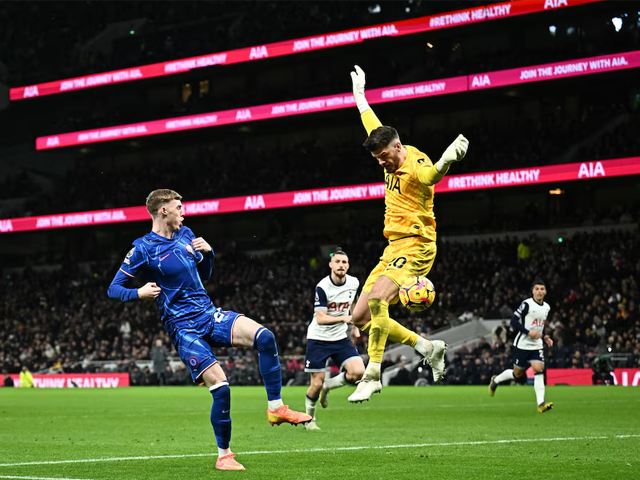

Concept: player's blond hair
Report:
left=146, top=189, right=182, bottom=217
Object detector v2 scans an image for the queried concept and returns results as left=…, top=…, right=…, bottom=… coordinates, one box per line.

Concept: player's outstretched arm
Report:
left=351, top=65, right=382, bottom=135
left=417, top=134, right=469, bottom=186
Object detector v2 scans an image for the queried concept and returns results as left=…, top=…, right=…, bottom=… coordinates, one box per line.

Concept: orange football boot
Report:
left=267, top=405, right=312, bottom=426
left=215, top=453, right=245, bottom=471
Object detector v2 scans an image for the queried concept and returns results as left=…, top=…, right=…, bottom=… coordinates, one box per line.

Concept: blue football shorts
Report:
left=513, top=346, right=544, bottom=368
left=305, top=337, right=361, bottom=373
left=170, top=308, right=243, bottom=382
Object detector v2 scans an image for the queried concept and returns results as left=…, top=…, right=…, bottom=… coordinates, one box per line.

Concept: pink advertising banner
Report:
left=35, top=50, right=640, bottom=150
left=1, top=157, right=638, bottom=235
left=8, top=373, right=130, bottom=388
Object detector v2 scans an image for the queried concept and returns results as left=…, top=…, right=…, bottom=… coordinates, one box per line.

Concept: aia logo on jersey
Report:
left=385, top=174, right=402, bottom=194
left=531, top=318, right=544, bottom=326
left=328, top=301, right=350, bottom=312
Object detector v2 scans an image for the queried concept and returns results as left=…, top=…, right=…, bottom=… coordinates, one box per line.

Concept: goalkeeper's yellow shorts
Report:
left=363, top=235, right=437, bottom=303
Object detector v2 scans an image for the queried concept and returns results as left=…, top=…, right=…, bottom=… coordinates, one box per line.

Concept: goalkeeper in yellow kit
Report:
left=347, top=66, right=469, bottom=403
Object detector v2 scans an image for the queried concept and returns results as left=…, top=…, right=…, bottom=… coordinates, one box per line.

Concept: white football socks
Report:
left=268, top=399, right=284, bottom=411
left=534, top=373, right=545, bottom=406
left=305, top=395, right=317, bottom=420
left=494, top=369, right=515, bottom=384
left=324, top=371, right=349, bottom=390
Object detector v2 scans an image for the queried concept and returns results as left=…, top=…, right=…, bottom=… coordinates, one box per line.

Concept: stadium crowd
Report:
left=1, top=227, right=638, bottom=386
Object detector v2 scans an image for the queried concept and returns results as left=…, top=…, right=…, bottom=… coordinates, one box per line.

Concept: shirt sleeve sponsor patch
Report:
left=123, top=247, right=135, bottom=265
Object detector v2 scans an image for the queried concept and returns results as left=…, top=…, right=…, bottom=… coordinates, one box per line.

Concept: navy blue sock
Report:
left=210, top=382, right=231, bottom=449
left=253, top=327, right=282, bottom=401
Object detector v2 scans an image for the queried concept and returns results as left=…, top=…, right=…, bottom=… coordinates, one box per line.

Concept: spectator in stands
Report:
left=491, top=321, right=509, bottom=346
left=2, top=370, right=14, bottom=387
left=389, top=358, right=412, bottom=386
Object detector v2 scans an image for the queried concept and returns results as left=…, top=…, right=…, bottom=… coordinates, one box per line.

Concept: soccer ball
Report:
left=398, top=276, right=436, bottom=312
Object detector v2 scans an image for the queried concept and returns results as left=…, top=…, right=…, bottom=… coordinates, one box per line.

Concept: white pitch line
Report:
left=0, top=434, right=638, bottom=468
left=0, top=476, right=103, bottom=480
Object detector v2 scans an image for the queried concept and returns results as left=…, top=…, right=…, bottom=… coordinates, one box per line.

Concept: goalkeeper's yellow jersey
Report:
left=383, top=145, right=436, bottom=241
left=361, top=109, right=446, bottom=242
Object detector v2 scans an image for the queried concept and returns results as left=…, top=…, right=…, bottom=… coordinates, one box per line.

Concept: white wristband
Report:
left=435, top=158, right=450, bottom=173
left=354, top=92, right=371, bottom=114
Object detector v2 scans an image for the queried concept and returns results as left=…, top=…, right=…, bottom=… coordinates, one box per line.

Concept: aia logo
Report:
left=328, top=301, right=350, bottom=312
left=249, top=46, right=269, bottom=59
left=24, top=86, right=39, bottom=98
left=385, top=174, right=401, bottom=194
left=471, top=75, right=490, bottom=88
left=244, top=195, right=265, bottom=210
left=236, top=109, right=252, bottom=121
left=578, top=162, right=605, bottom=178
left=544, top=0, right=568, bottom=9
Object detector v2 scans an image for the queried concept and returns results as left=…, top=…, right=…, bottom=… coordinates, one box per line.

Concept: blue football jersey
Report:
left=108, top=226, right=215, bottom=327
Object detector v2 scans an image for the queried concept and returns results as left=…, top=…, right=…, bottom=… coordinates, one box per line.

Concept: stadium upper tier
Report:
left=9, top=0, right=603, bottom=101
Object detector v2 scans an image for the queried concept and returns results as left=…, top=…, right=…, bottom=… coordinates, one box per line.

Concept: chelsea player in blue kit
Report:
left=107, top=189, right=311, bottom=471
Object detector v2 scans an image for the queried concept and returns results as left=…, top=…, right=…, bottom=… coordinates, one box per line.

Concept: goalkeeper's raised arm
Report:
left=351, top=65, right=382, bottom=135
left=351, top=65, right=469, bottom=185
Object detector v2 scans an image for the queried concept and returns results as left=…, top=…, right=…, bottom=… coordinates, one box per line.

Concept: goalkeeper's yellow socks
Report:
left=387, top=321, right=435, bottom=358
left=361, top=317, right=433, bottom=358
left=366, top=298, right=390, bottom=365
left=388, top=319, right=419, bottom=348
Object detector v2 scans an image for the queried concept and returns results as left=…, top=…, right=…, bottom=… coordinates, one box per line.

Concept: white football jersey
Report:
left=306, top=274, right=359, bottom=342
left=513, top=298, right=551, bottom=350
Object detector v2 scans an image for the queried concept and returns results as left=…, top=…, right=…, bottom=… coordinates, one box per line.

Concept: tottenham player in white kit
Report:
left=489, top=279, right=554, bottom=413
left=304, top=248, right=365, bottom=430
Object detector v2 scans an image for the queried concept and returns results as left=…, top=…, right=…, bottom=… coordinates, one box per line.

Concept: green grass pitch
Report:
left=1, top=385, right=638, bottom=479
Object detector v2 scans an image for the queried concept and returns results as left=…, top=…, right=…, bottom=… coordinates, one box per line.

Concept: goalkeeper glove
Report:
left=436, top=134, right=469, bottom=173
left=350, top=65, right=371, bottom=114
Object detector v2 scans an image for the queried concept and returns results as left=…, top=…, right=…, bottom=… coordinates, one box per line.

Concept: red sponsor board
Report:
left=1, top=157, right=639, bottom=235
left=35, top=50, right=640, bottom=150
left=546, top=368, right=593, bottom=385
left=547, top=368, right=640, bottom=386
left=612, top=369, right=640, bottom=386
left=11, top=0, right=601, bottom=101
left=8, top=373, right=130, bottom=388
